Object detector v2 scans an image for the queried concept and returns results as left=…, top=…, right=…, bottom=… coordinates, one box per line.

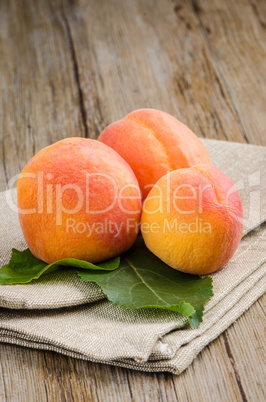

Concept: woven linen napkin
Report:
left=0, top=139, right=265, bottom=374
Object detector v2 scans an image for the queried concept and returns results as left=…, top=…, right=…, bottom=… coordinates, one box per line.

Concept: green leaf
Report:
left=77, top=238, right=213, bottom=328
left=0, top=239, right=213, bottom=327
left=0, top=248, right=120, bottom=284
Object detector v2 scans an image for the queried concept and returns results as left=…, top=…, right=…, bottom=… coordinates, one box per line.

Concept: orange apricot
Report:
left=17, top=137, right=141, bottom=264
left=98, top=108, right=211, bottom=199
left=141, top=164, right=243, bottom=275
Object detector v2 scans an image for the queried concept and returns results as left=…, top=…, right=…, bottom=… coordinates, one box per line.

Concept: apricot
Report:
left=17, top=137, right=141, bottom=264
left=141, top=164, right=243, bottom=275
left=98, top=108, right=211, bottom=199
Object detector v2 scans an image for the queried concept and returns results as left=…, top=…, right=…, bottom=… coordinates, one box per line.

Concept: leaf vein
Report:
left=124, top=257, right=171, bottom=307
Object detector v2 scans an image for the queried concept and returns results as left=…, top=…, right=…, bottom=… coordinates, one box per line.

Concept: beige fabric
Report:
left=0, top=139, right=265, bottom=374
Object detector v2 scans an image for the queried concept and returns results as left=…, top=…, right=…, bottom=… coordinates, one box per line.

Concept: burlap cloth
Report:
left=0, top=139, right=265, bottom=375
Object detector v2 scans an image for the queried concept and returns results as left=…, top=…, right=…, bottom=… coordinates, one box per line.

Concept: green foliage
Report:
left=77, top=238, right=213, bottom=328
left=0, top=239, right=213, bottom=328
left=0, top=248, right=119, bottom=284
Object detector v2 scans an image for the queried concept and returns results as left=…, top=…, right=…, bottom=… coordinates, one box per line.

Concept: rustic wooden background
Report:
left=0, top=0, right=265, bottom=400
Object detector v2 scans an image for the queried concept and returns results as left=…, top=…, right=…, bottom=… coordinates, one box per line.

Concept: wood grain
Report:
left=191, top=0, right=266, bottom=145
left=69, top=0, right=247, bottom=142
left=0, top=0, right=265, bottom=401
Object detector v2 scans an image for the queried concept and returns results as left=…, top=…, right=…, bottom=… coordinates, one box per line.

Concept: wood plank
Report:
left=2, top=0, right=264, bottom=190
left=221, top=294, right=266, bottom=401
left=172, top=294, right=265, bottom=402
left=0, top=0, right=85, bottom=191
left=70, top=0, right=248, bottom=144
left=190, top=0, right=266, bottom=145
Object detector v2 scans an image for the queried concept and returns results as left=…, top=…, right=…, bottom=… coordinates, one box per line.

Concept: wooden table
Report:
left=0, top=0, right=265, bottom=400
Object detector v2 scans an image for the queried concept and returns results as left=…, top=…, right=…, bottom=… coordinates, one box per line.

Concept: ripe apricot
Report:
left=17, top=137, right=141, bottom=264
left=98, top=108, right=211, bottom=199
left=141, top=164, right=243, bottom=275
